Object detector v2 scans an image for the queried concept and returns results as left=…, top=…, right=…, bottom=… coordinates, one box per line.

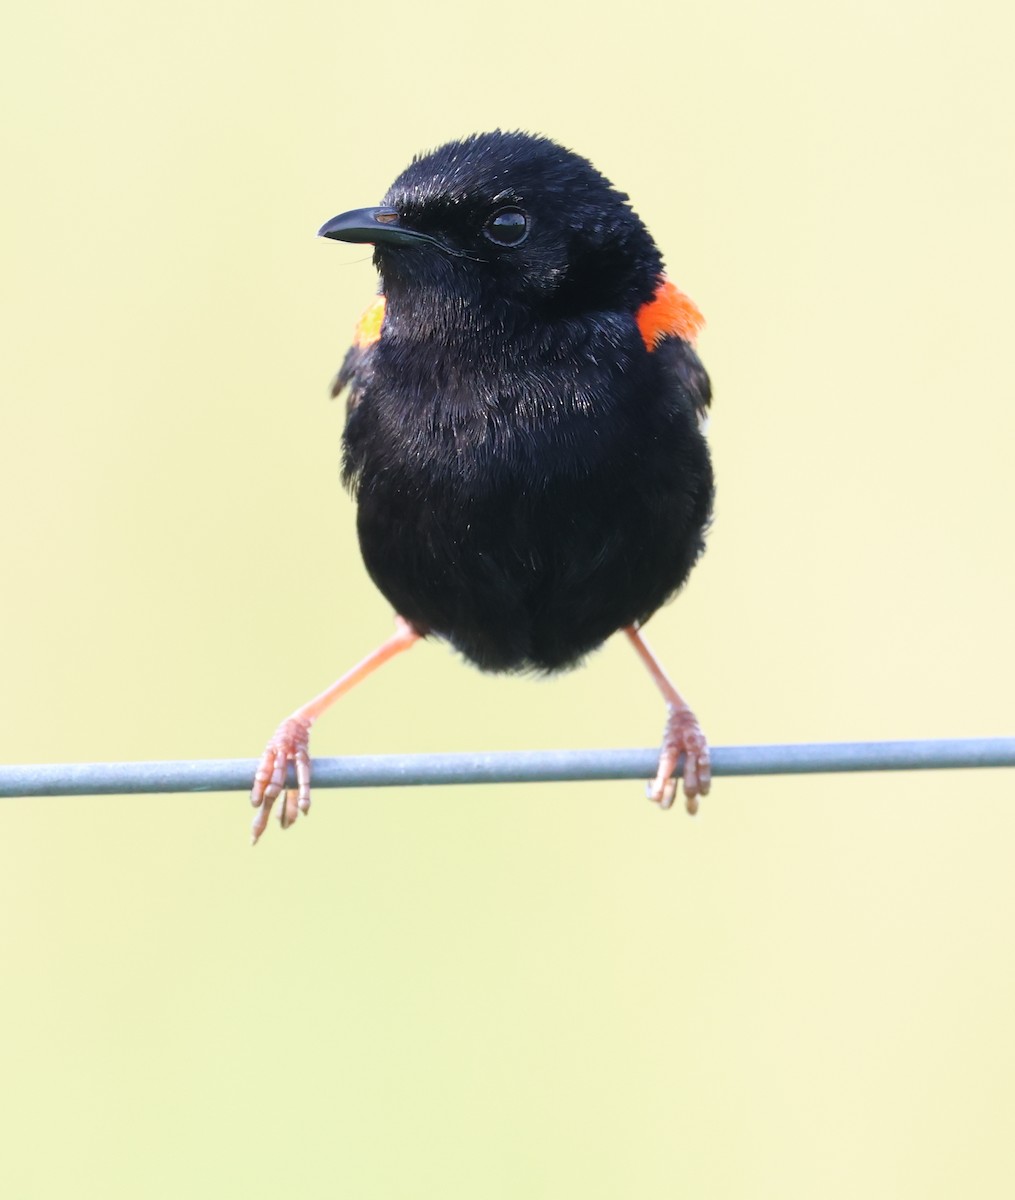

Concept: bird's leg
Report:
left=250, top=615, right=421, bottom=844
left=623, top=624, right=711, bottom=815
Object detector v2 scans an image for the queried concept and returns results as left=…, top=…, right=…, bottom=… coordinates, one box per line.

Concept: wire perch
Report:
left=1, top=738, right=1013, bottom=798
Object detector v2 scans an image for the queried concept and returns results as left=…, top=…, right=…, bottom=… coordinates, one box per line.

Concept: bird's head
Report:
left=318, top=131, right=665, bottom=323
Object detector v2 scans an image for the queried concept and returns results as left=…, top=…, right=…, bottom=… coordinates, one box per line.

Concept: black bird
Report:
left=250, top=130, right=715, bottom=843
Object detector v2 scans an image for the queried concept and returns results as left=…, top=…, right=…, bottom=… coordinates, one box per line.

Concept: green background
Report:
left=2, top=1, right=1014, bottom=1196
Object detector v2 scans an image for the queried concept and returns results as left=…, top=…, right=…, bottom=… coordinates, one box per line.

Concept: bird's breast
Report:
left=351, top=314, right=652, bottom=487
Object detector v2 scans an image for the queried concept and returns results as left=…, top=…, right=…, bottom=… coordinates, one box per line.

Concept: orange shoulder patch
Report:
left=353, top=295, right=386, bottom=348
left=636, top=278, right=704, bottom=350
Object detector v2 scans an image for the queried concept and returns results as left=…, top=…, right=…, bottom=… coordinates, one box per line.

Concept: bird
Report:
left=249, top=130, right=715, bottom=844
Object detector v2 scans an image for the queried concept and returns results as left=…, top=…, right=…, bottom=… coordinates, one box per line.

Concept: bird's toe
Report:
left=250, top=716, right=313, bottom=844
left=649, top=706, right=710, bottom=816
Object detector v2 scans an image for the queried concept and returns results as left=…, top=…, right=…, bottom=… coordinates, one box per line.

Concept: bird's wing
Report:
left=652, top=336, right=712, bottom=430
left=330, top=294, right=386, bottom=411
left=637, top=278, right=711, bottom=428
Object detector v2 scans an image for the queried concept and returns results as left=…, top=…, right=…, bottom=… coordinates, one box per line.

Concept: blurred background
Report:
left=2, top=0, right=1014, bottom=1196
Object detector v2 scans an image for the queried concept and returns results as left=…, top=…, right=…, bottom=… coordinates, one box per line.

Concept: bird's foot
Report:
left=250, top=715, right=313, bottom=844
left=649, top=705, right=711, bottom=815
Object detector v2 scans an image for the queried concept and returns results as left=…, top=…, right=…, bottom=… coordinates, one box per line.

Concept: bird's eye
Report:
left=483, top=207, right=529, bottom=247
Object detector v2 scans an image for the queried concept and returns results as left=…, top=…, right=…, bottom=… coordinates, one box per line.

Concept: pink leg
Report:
left=624, top=624, right=711, bottom=815
left=250, top=616, right=421, bottom=844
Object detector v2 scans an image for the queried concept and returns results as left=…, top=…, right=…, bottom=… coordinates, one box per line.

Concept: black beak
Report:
left=317, top=206, right=445, bottom=251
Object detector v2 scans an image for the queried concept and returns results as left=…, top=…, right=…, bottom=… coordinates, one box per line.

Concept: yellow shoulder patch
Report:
left=353, top=295, right=386, bottom=348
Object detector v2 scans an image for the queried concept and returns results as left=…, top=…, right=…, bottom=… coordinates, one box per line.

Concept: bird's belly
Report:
left=355, top=450, right=703, bottom=674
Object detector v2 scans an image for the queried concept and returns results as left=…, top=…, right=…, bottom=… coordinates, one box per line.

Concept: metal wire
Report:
left=1, top=738, right=1013, bottom=798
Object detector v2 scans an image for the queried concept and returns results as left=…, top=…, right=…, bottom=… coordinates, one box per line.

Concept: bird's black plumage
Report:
left=332, top=131, right=713, bottom=674
left=249, top=131, right=716, bottom=840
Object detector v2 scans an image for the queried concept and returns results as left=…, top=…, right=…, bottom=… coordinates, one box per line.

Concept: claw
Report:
left=648, top=705, right=710, bottom=816
left=250, top=716, right=313, bottom=844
